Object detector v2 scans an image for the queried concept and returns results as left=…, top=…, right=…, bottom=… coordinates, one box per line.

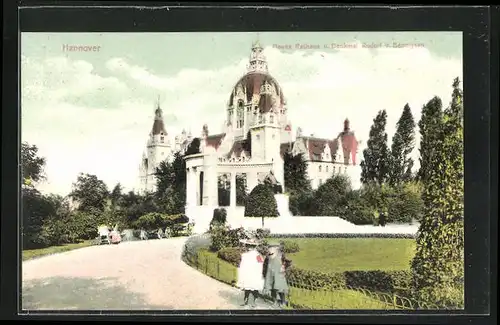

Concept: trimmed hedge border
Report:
left=268, top=233, right=416, bottom=239
left=286, top=267, right=412, bottom=295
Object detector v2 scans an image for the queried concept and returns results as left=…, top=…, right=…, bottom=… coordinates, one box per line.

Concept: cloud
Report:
left=21, top=42, right=462, bottom=196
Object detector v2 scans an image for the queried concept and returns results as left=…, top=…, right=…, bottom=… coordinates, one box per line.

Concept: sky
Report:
left=21, top=32, right=463, bottom=196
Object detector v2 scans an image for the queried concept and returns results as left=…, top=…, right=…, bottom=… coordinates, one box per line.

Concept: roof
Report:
left=299, top=130, right=358, bottom=164
left=205, top=133, right=225, bottom=150
left=226, top=140, right=250, bottom=158
left=228, top=73, right=286, bottom=111
left=151, top=107, right=167, bottom=136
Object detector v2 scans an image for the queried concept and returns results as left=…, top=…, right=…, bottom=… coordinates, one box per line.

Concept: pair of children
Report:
left=236, top=239, right=290, bottom=309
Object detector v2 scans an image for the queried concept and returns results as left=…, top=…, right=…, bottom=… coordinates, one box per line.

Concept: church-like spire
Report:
left=151, top=97, right=167, bottom=135
left=247, top=39, right=268, bottom=74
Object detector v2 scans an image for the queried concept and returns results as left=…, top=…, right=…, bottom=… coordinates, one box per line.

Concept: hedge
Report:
left=286, top=267, right=412, bottom=294
left=268, top=233, right=416, bottom=239
left=217, top=247, right=243, bottom=267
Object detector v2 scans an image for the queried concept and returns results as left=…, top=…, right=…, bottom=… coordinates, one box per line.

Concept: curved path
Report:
left=22, top=238, right=272, bottom=310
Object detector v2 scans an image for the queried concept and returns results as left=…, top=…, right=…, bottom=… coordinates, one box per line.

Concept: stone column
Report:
left=230, top=172, right=237, bottom=208
left=185, top=167, right=192, bottom=206
left=191, top=167, right=198, bottom=206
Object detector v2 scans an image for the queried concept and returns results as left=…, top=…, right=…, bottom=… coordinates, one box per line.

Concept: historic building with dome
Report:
left=138, top=41, right=361, bottom=228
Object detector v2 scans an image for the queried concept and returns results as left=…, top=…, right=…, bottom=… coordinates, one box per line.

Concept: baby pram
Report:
left=97, top=225, right=111, bottom=245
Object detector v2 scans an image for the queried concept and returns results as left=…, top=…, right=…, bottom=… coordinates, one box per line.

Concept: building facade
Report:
left=138, top=41, right=362, bottom=221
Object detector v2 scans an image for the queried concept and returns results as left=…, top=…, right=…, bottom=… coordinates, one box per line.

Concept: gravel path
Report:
left=22, top=237, right=273, bottom=310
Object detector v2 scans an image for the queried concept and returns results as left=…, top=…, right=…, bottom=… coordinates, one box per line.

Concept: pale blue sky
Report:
left=21, top=32, right=462, bottom=195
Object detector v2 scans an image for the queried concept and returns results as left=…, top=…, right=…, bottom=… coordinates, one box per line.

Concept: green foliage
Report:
left=155, top=151, right=186, bottom=214
left=255, top=228, right=271, bottom=240
left=389, top=182, right=424, bottom=223
left=133, top=212, right=189, bottom=230
left=360, top=110, right=390, bottom=184
left=287, top=267, right=411, bottom=294
left=69, top=173, right=109, bottom=213
left=411, top=78, right=464, bottom=308
left=217, top=247, right=243, bottom=266
left=289, top=190, right=315, bottom=216
left=22, top=187, right=62, bottom=248
left=284, top=152, right=311, bottom=193
left=311, top=174, right=352, bottom=216
left=244, top=183, right=279, bottom=227
left=185, top=137, right=201, bottom=155
left=417, top=96, right=443, bottom=182
left=344, top=190, right=375, bottom=225
left=389, top=104, right=416, bottom=185
left=21, top=142, right=46, bottom=185
left=210, top=208, right=227, bottom=230
left=209, top=226, right=247, bottom=252
left=280, top=240, right=300, bottom=254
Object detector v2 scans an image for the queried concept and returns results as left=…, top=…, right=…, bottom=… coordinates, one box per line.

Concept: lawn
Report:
left=22, top=240, right=93, bottom=261
left=282, top=238, right=416, bottom=273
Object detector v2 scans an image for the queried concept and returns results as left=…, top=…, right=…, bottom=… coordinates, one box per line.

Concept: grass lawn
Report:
left=282, top=238, right=416, bottom=273
left=22, top=240, right=93, bottom=261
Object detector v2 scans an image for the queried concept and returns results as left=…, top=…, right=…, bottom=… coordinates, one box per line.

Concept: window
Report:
left=326, top=165, right=329, bottom=172
left=270, top=114, right=274, bottom=123
left=319, top=179, right=323, bottom=186
left=344, top=167, right=347, bottom=173
left=333, top=166, right=336, bottom=174
left=237, top=101, right=244, bottom=128
left=256, top=134, right=260, bottom=141
left=160, top=136, right=164, bottom=143
left=319, top=165, right=322, bottom=172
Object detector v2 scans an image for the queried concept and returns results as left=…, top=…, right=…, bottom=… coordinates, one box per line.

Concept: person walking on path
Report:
left=263, top=241, right=290, bottom=308
left=236, top=238, right=265, bottom=308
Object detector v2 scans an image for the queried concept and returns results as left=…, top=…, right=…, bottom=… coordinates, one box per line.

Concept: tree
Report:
left=311, top=174, right=352, bottom=216
left=283, top=151, right=313, bottom=215
left=411, top=77, right=464, bottom=308
left=388, top=182, right=424, bottom=223
left=69, top=173, right=109, bottom=213
left=283, top=151, right=311, bottom=193
left=360, top=110, right=390, bottom=184
left=110, top=183, right=124, bottom=208
left=185, top=138, right=201, bottom=156
left=244, top=183, right=279, bottom=227
left=21, top=142, right=46, bottom=186
left=417, top=96, right=444, bottom=183
left=155, top=151, right=186, bottom=214
left=389, top=104, right=416, bottom=185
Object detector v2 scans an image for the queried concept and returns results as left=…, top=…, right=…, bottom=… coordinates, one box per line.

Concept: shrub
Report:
left=217, top=247, right=243, bottom=267
left=388, top=182, right=424, bottom=223
left=209, top=208, right=227, bottom=230
left=255, top=228, right=271, bottom=240
left=209, top=226, right=247, bottom=252
left=267, top=233, right=416, bottom=239
left=311, top=174, right=352, bottom=216
left=280, top=240, right=300, bottom=253
left=286, top=267, right=412, bottom=294
left=244, top=184, right=279, bottom=227
left=344, top=190, right=376, bottom=225
left=289, top=190, right=315, bottom=216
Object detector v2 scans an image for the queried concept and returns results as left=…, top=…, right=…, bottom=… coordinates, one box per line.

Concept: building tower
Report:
left=138, top=99, right=174, bottom=194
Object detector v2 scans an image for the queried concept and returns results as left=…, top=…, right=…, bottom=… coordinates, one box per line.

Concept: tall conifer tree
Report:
left=361, top=110, right=390, bottom=184
left=411, top=77, right=464, bottom=308
left=417, top=96, right=444, bottom=183
left=389, top=104, right=416, bottom=185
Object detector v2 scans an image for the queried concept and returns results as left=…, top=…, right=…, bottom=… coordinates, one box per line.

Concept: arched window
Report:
left=326, top=165, right=329, bottom=172
left=319, top=165, right=322, bottom=172
left=333, top=166, right=336, bottom=174
left=237, top=101, right=244, bottom=128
